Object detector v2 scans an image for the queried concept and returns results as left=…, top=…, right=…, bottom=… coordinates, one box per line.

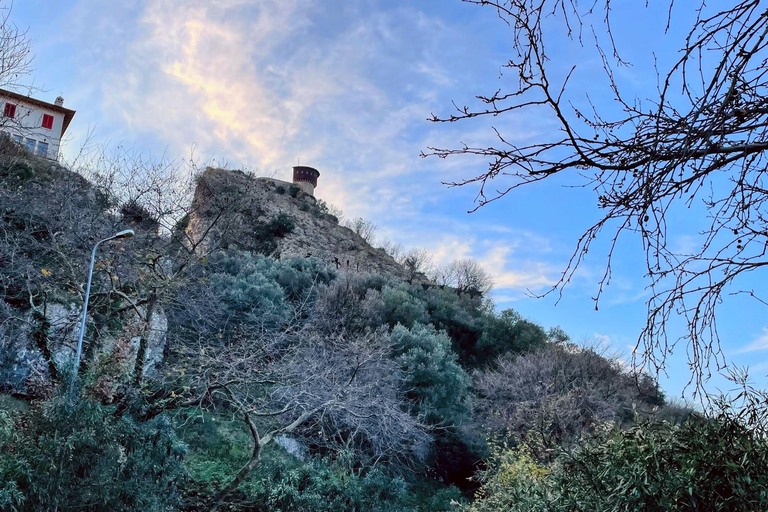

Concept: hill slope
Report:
left=186, top=168, right=411, bottom=280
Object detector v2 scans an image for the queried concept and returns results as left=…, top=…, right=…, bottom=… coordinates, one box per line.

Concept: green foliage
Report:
left=391, top=324, right=482, bottom=493
left=555, top=418, right=768, bottom=511
left=475, top=309, right=547, bottom=365
left=391, top=323, right=468, bottom=426
left=0, top=394, right=186, bottom=511
left=250, top=213, right=295, bottom=255
left=381, top=284, right=429, bottom=328
left=259, top=459, right=407, bottom=512
left=1, top=161, right=33, bottom=182
left=470, top=416, right=768, bottom=512
left=202, top=251, right=335, bottom=333
left=288, top=185, right=301, bottom=197
left=210, top=264, right=289, bottom=330
left=468, top=445, right=550, bottom=512
left=413, top=286, right=485, bottom=364
left=179, top=414, right=450, bottom=511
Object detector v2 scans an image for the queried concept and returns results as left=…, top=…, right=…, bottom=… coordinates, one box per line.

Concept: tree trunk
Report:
left=132, top=291, right=157, bottom=386
left=31, top=311, right=58, bottom=382
left=205, top=414, right=263, bottom=512
left=80, top=311, right=107, bottom=377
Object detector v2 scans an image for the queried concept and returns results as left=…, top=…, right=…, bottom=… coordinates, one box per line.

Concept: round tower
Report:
left=292, top=165, right=320, bottom=196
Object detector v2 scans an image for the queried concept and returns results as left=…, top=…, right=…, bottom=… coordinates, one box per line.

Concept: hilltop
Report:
left=185, top=167, right=411, bottom=280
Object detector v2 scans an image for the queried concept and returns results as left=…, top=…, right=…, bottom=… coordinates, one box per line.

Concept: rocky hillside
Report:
left=0, top=158, right=419, bottom=395
left=0, top=146, right=170, bottom=395
left=185, top=167, right=411, bottom=280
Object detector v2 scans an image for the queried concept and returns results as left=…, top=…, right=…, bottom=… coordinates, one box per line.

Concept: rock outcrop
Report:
left=186, top=168, right=411, bottom=279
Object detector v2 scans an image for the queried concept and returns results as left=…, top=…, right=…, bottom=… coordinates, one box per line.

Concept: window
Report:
left=42, top=114, right=53, bottom=129
left=36, top=141, right=48, bottom=157
left=3, top=103, right=15, bottom=118
left=25, top=138, right=35, bottom=153
left=12, top=135, right=21, bottom=144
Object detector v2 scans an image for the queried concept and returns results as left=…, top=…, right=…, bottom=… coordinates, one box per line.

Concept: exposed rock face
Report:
left=186, top=168, right=410, bottom=279
left=0, top=153, right=169, bottom=395
left=0, top=302, right=167, bottom=395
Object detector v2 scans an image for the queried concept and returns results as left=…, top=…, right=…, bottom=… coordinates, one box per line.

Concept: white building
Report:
left=0, top=88, right=75, bottom=161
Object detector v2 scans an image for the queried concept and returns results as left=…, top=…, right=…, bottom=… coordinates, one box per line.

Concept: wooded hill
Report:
left=0, top=139, right=765, bottom=511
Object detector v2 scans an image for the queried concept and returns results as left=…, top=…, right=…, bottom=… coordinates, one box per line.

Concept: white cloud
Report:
left=60, top=0, right=566, bottom=302
left=478, top=244, right=556, bottom=291
left=426, top=236, right=474, bottom=267
left=79, top=0, right=473, bottom=224
left=738, top=327, right=768, bottom=353
left=593, top=332, right=612, bottom=346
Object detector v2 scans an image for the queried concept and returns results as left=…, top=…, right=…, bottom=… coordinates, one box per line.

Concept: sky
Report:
left=9, top=0, right=768, bottom=400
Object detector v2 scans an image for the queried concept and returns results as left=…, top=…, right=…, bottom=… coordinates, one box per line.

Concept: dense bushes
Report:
left=473, top=342, right=666, bottom=452
left=0, top=237, right=678, bottom=510
left=392, top=323, right=468, bottom=426
left=470, top=415, right=768, bottom=512
left=165, top=251, right=675, bottom=502
left=0, top=394, right=186, bottom=511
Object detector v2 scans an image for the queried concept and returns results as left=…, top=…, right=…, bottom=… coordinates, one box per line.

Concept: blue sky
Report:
left=10, top=0, right=768, bottom=400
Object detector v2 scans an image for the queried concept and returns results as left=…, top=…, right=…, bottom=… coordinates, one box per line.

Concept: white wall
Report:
left=0, top=97, right=66, bottom=160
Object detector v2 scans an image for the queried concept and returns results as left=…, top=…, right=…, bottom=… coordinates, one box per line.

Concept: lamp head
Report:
left=113, top=229, right=135, bottom=240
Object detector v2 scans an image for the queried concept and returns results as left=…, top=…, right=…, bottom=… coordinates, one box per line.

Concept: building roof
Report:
left=0, top=88, right=76, bottom=136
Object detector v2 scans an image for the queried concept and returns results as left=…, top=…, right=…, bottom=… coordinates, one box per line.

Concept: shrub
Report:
left=469, top=416, right=768, bottom=512
left=249, top=213, right=295, bottom=255
left=473, top=343, right=665, bottom=452
left=381, top=284, right=429, bottom=328
left=475, top=309, right=547, bottom=364
left=391, top=323, right=469, bottom=426
left=0, top=394, right=186, bottom=511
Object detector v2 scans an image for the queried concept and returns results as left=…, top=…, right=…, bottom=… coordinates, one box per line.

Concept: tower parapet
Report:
left=292, top=165, right=320, bottom=196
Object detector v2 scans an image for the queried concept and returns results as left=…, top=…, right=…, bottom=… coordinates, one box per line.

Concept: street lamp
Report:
left=72, top=229, right=135, bottom=388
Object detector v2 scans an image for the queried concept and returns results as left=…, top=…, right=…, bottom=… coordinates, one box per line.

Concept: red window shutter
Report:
left=42, top=114, right=53, bottom=129
left=3, top=103, right=15, bottom=118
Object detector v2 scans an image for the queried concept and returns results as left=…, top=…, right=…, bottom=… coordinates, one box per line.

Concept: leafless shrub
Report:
left=473, top=343, right=662, bottom=456
left=345, top=217, right=378, bottom=245
left=378, top=238, right=404, bottom=261
left=399, top=248, right=434, bottom=283
left=158, top=316, right=428, bottom=510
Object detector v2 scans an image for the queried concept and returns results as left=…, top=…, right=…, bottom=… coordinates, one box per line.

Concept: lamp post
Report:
left=71, top=229, right=134, bottom=388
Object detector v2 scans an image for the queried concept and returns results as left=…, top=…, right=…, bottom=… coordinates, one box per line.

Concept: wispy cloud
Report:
left=738, top=328, right=768, bottom=353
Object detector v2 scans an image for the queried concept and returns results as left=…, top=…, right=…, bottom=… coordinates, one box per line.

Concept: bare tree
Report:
left=317, top=199, right=345, bottom=223
left=379, top=238, right=405, bottom=261
left=0, top=2, right=33, bottom=94
left=473, top=343, right=663, bottom=456
left=399, top=248, right=433, bottom=283
left=345, top=217, right=378, bottom=245
left=156, top=319, right=428, bottom=511
left=424, top=0, right=768, bottom=388
left=0, top=1, right=46, bottom=142
left=437, top=259, right=493, bottom=297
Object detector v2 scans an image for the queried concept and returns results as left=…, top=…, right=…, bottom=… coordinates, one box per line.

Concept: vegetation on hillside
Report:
left=0, top=142, right=762, bottom=510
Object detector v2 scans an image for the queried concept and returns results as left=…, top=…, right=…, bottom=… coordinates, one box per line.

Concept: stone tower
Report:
left=292, top=165, right=320, bottom=196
